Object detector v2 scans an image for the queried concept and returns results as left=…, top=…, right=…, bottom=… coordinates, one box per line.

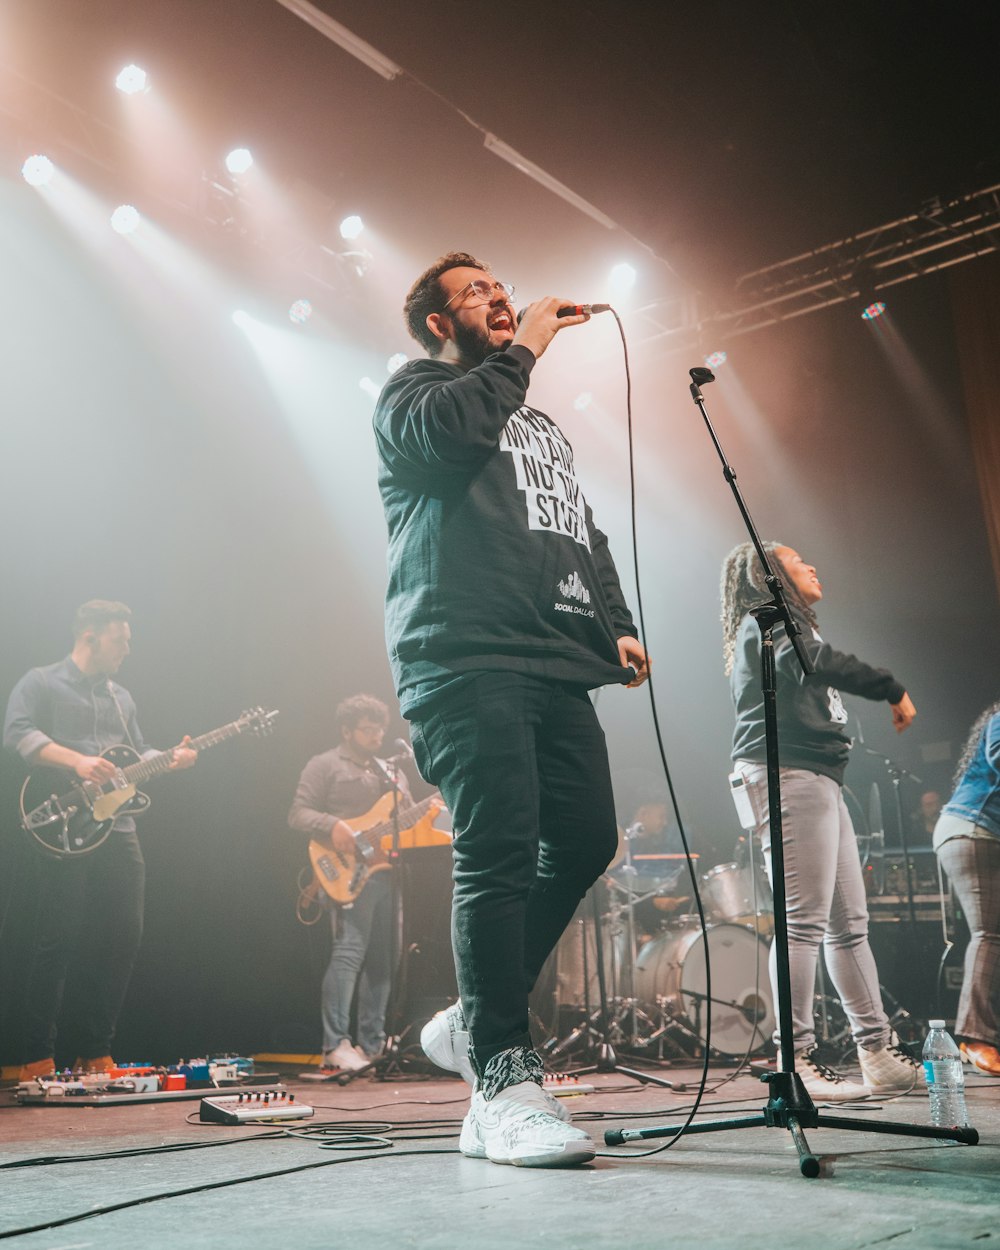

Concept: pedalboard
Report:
left=199, top=1088, right=314, bottom=1124
left=542, top=1074, right=596, bottom=1096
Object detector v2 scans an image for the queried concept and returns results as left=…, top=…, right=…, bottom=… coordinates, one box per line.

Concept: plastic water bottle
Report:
left=922, top=1020, right=969, bottom=1127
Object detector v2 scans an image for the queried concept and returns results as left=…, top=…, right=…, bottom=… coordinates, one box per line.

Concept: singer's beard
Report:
left=453, top=319, right=513, bottom=368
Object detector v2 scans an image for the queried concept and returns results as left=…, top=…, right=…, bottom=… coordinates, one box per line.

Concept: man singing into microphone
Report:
left=373, top=252, right=648, bottom=1167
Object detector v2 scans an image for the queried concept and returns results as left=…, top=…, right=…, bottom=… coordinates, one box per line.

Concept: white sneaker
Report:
left=323, top=1040, right=368, bottom=1072
left=460, top=1081, right=595, bottom=1167
left=784, top=1045, right=870, bottom=1103
left=858, top=1032, right=923, bottom=1096
left=421, top=1002, right=475, bottom=1085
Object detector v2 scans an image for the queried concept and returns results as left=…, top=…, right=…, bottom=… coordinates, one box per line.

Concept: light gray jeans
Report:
left=737, top=762, right=890, bottom=1054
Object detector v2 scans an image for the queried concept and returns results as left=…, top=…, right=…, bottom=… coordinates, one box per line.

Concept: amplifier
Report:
left=867, top=894, right=945, bottom=923
left=199, top=1089, right=313, bottom=1124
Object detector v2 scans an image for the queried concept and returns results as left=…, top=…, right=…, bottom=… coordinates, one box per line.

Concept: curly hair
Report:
left=403, top=251, right=491, bottom=356
left=335, top=694, right=389, bottom=736
left=953, top=699, right=1000, bottom=788
left=720, top=542, right=818, bottom=676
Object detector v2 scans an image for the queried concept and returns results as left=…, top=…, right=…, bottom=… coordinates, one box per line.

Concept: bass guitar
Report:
left=20, top=706, right=279, bottom=856
left=308, top=788, right=447, bottom=906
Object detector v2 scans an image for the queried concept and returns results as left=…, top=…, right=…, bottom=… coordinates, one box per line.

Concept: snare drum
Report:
left=700, top=861, right=774, bottom=936
left=634, top=923, right=774, bottom=1055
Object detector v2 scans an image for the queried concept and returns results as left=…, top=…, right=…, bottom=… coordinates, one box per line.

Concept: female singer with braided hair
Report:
left=721, top=541, right=921, bottom=1101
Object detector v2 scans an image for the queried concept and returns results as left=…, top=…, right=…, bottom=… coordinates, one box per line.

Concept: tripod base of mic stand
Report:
left=568, top=1042, right=680, bottom=1090
left=334, top=1031, right=412, bottom=1085
left=604, top=1070, right=979, bottom=1177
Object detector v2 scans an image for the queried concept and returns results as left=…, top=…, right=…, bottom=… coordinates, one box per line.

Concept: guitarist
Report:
left=287, top=693, right=410, bottom=1073
left=3, top=599, right=197, bottom=1082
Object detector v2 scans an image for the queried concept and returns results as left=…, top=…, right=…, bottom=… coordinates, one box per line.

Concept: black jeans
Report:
left=409, top=672, right=617, bottom=1074
left=23, top=830, right=145, bottom=1062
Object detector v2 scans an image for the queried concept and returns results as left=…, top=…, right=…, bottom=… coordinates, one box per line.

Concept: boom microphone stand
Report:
left=604, top=366, right=977, bottom=1175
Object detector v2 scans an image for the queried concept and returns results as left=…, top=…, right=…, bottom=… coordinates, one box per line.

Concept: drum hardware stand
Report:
left=566, top=889, right=680, bottom=1089
left=604, top=367, right=978, bottom=1174
left=638, top=997, right=705, bottom=1060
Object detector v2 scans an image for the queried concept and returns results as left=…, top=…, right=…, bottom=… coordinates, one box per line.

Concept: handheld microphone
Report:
left=391, top=737, right=415, bottom=759
left=516, top=303, right=613, bottom=322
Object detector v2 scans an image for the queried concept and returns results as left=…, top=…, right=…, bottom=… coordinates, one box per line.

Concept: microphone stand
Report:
left=336, top=755, right=413, bottom=1085
left=604, top=366, right=977, bottom=1175
left=863, top=747, right=923, bottom=929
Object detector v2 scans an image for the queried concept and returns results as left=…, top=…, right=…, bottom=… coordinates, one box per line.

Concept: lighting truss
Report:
left=629, top=181, right=1000, bottom=353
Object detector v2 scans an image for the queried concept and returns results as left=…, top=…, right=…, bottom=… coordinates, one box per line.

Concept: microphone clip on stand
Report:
left=604, top=366, right=977, bottom=1175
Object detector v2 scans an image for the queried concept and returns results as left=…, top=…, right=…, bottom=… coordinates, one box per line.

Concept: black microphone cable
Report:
left=598, top=308, right=718, bottom=1157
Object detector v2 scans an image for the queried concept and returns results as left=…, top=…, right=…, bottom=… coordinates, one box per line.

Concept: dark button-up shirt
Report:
left=4, top=656, right=153, bottom=832
left=287, top=743, right=412, bottom=840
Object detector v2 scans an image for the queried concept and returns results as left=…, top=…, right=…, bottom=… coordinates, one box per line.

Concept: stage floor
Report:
left=2, top=1059, right=999, bottom=1249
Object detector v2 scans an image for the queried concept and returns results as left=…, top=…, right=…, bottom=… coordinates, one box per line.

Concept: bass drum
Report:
left=635, top=923, right=774, bottom=1056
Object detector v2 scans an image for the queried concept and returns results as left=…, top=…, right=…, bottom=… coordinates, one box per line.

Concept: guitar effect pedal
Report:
left=199, top=1088, right=314, bottom=1124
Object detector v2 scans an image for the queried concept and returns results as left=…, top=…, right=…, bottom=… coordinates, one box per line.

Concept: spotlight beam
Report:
left=273, top=0, right=402, bottom=80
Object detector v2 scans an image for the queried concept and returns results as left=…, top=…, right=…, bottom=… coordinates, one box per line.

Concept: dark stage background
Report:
left=1, top=0, right=999, bottom=1066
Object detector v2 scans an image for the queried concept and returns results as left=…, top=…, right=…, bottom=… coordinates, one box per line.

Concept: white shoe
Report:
left=421, top=1002, right=475, bottom=1085
left=460, top=1081, right=595, bottom=1167
left=859, top=1032, right=923, bottom=1096
left=784, top=1045, right=870, bottom=1103
left=323, top=1040, right=368, bottom=1072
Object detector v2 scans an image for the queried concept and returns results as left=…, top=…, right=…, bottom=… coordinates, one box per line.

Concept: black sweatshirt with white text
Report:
left=373, top=345, right=637, bottom=715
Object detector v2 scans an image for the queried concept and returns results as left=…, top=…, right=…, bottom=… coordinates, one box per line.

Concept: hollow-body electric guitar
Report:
left=20, top=707, right=279, bottom=856
left=308, top=788, right=447, bottom=906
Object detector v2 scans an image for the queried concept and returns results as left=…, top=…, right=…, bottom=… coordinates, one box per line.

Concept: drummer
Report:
left=610, top=769, right=690, bottom=934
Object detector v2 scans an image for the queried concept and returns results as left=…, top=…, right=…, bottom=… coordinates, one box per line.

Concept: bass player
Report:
left=287, top=693, right=411, bottom=1073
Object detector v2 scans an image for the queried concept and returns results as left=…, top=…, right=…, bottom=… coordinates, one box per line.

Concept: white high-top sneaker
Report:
left=461, top=1081, right=595, bottom=1167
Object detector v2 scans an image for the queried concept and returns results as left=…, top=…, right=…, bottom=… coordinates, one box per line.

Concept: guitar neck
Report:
left=118, top=720, right=249, bottom=784
left=363, top=794, right=440, bottom=848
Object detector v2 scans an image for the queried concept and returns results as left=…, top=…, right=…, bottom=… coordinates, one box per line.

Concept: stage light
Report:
left=232, top=310, right=253, bottom=329
left=274, top=0, right=402, bottom=80
left=359, top=376, right=380, bottom=400
left=225, top=148, right=254, bottom=175
left=705, top=350, right=728, bottom=368
left=289, top=298, right=313, bottom=324
left=387, top=352, right=408, bottom=374
left=110, top=205, right=140, bottom=235
left=483, top=134, right=617, bottom=230
left=21, top=155, right=54, bottom=187
left=115, top=64, right=149, bottom=95
left=609, top=262, right=637, bottom=292
left=861, top=301, right=886, bottom=321
left=339, top=215, right=364, bottom=240
left=573, top=392, right=593, bottom=411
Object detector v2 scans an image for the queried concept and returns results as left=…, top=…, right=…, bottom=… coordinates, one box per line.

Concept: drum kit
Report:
left=540, top=829, right=777, bottom=1063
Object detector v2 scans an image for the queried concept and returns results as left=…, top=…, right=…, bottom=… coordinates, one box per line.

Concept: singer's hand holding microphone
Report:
left=512, top=297, right=610, bottom=360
